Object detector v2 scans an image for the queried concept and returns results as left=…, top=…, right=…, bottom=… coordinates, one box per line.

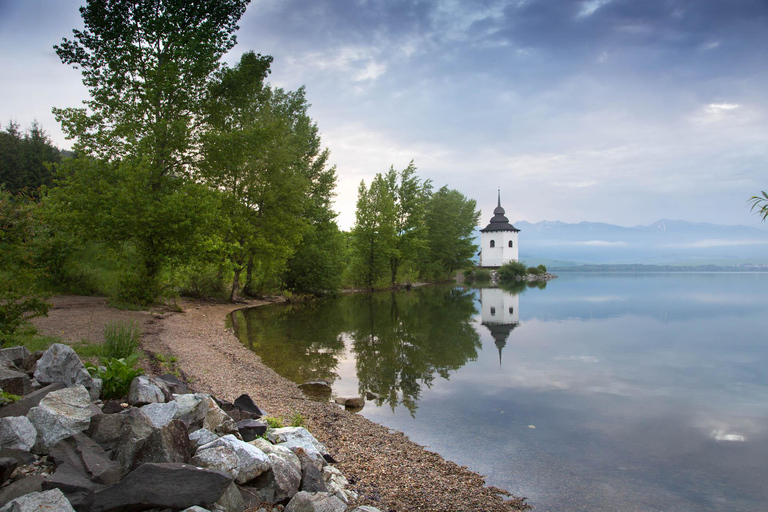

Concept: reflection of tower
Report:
left=479, top=288, right=520, bottom=365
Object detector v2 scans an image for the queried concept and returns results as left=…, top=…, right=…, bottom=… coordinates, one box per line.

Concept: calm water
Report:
left=230, top=274, right=768, bottom=511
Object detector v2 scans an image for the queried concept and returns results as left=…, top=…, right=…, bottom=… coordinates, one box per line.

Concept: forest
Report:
left=0, top=0, right=480, bottom=345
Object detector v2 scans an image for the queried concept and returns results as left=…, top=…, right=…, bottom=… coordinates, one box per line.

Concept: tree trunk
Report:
left=230, top=267, right=241, bottom=302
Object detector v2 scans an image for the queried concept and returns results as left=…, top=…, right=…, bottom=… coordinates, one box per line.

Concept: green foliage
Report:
left=103, top=320, right=141, bottom=360
left=527, top=266, right=546, bottom=276
left=498, top=260, right=529, bottom=283
left=465, top=268, right=492, bottom=283
left=750, top=191, right=768, bottom=221
left=86, top=354, right=144, bottom=399
left=0, top=121, right=61, bottom=195
left=177, top=261, right=230, bottom=300
left=263, top=416, right=285, bottom=429
left=284, top=221, right=345, bottom=295
left=0, top=391, right=22, bottom=405
left=289, top=412, right=306, bottom=428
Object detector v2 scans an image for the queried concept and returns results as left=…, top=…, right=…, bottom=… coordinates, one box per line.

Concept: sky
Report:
left=1, top=0, right=767, bottom=231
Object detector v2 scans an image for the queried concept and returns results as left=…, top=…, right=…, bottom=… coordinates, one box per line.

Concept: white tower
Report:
left=479, top=191, right=520, bottom=268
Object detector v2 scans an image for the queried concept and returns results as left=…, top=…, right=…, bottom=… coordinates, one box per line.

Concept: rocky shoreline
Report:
left=12, top=296, right=531, bottom=511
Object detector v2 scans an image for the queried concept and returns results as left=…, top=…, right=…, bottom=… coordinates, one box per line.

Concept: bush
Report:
left=464, top=268, right=491, bottom=283
left=103, top=320, right=141, bottom=359
left=263, top=416, right=285, bottom=429
left=86, top=354, right=144, bottom=399
left=497, top=260, right=528, bottom=283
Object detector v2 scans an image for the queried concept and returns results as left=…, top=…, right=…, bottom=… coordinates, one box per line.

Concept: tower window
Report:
left=490, top=240, right=495, bottom=248
left=508, top=240, right=513, bottom=248
left=490, top=307, right=496, bottom=315
left=509, top=307, right=514, bottom=314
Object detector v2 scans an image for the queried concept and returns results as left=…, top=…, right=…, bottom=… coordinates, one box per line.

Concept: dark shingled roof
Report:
left=479, top=191, right=520, bottom=233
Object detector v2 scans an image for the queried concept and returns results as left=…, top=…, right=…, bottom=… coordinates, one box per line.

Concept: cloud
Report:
left=667, top=239, right=768, bottom=248
left=705, top=103, right=740, bottom=114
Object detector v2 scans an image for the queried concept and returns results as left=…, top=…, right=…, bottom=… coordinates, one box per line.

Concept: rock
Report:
left=173, top=393, right=209, bottom=419
left=323, top=453, right=338, bottom=464
left=86, top=412, right=133, bottom=454
left=0, top=457, right=18, bottom=486
left=130, top=419, right=191, bottom=470
left=33, top=344, right=100, bottom=401
left=90, top=463, right=233, bottom=512
left=350, top=507, right=383, bottom=512
left=297, top=381, right=332, bottom=397
left=214, top=482, right=245, bottom=512
left=0, top=447, right=35, bottom=465
left=284, top=491, right=346, bottom=512
left=295, top=447, right=327, bottom=493
left=0, top=383, right=67, bottom=418
left=128, top=375, right=167, bottom=406
left=49, top=433, right=120, bottom=485
left=247, top=437, right=274, bottom=454
left=101, top=400, right=124, bottom=414
left=112, top=409, right=155, bottom=476
left=42, top=463, right=105, bottom=510
left=236, top=419, right=267, bottom=442
left=156, top=374, right=189, bottom=394
left=323, top=465, right=355, bottom=504
left=193, top=434, right=270, bottom=485
left=21, top=350, right=44, bottom=374
left=233, top=394, right=266, bottom=418
left=26, top=385, right=91, bottom=452
left=141, top=401, right=179, bottom=428
left=334, top=396, right=365, bottom=408
left=0, top=346, right=31, bottom=368
left=0, top=368, right=31, bottom=396
left=0, top=474, right=46, bottom=505
left=267, top=427, right=329, bottom=468
left=189, top=428, right=219, bottom=450
left=0, top=488, right=76, bottom=512
left=200, top=398, right=239, bottom=437
left=181, top=508, right=212, bottom=512
left=0, top=416, right=37, bottom=451
left=249, top=444, right=302, bottom=503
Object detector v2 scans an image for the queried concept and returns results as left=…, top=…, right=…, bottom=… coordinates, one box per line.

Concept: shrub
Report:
left=289, top=412, right=306, bottom=428
left=86, top=354, right=144, bottom=399
left=263, top=416, right=285, bottom=429
left=465, top=268, right=491, bottom=283
left=103, top=320, right=141, bottom=359
left=497, top=260, right=528, bottom=283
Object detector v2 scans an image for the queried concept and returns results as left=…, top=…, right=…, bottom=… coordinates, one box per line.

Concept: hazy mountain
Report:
left=474, top=220, right=768, bottom=266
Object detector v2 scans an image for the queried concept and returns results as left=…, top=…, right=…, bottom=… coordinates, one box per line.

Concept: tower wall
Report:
left=480, top=230, right=519, bottom=267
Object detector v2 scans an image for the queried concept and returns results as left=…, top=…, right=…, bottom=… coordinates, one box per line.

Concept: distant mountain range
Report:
left=474, top=219, right=768, bottom=267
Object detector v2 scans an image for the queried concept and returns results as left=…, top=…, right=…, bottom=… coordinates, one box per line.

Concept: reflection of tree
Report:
left=230, top=299, right=347, bottom=384
left=348, top=287, right=481, bottom=415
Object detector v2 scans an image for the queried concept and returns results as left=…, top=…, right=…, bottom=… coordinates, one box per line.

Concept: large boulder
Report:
left=295, top=447, right=327, bottom=493
left=334, top=396, right=365, bottom=409
left=0, top=416, right=37, bottom=451
left=140, top=400, right=179, bottom=428
left=323, top=465, right=357, bottom=504
left=200, top=398, right=239, bottom=436
left=129, top=419, right=191, bottom=470
left=298, top=381, right=332, bottom=397
left=0, top=474, right=46, bottom=505
left=128, top=375, right=168, bottom=406
left=33, top=344, right=100, bottom=401
left=48, top=433, right=121, bottom=486
left=0, top=346, right=31, bottom=368
left=0, top=383, right=66, bottom=418
left=0, top=457, right=18, bottom=486
left=267, top=427, right=330, bottom=468
left=0, top=368, right=31, bottom=396
left=0, top=488, right=76, bottom=512
left=236, top=419, right=267, bottom=442
left=233, top=394, right=266, bottom=418
left=213, top=482, right=245, bottom=512
left=111, top=409, right=155, bottom=476
left=155, top=374, right=189, bottom=394
left=284, top=491, right=346, bottom=512
left=192, top=435, right=269, bottom=484
left=26, top=385, right=91, bottom=452
left=42, top=464, right=105, bottom=510
left=89, top=463, right=233, bottom=512
left=189, top=428, right=219, bottom=450
left=248, top=444, right=302, bottom=503
left=174, top=393, right=209, bottom=419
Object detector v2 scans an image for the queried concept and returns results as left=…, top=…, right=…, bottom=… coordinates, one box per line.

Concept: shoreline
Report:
left=33, top=295, right=531, bottom=512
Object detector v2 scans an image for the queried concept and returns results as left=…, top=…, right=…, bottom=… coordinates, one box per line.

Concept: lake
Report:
left=229, top=273, right=768, bottom=511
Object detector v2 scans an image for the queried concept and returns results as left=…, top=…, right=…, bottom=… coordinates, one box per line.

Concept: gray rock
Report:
left=42, top=463, right=105, bottom=510
left=200, top=398, right=239, bottom=437
left=298, top=381, right=332, bottom=396
left=249, top=444, right=302, bottom=503
left=323, top=465, right=355, bottom=504
left=156, top=374, right=189, bottom=395
left=0, top=474, right=46, bottom=505
left=0, top=368, right=31, bottom=396
left=247, top=437, right=274, bottom=454
left=193, top=434, right=270, bottom=484
left=89, top=463, right=233, bottom=512
left=0, top=447, right=35, bottom=465
left=334, top=396, right=365, bottom=408
left=236, top=419, right=267, bottom=442
left=189, top=428, right=219, bottom=450
left=86, top=412, right=130, bottom=453
left=0, top=457, right=18, bottom=486
left=100, top=400, right=125, bottom=414
left=33, top=344, right=100, bottom=401
left=295, top=447, right=327, bottom=493
left=173, top=393, right=210, bottom=419
left=130, top=419, right=191, bottom=470
left=0, top=416, right=37, bottom=451
left=128, top=375, right=167, bottom=406
left=267, top=427, right=329, bottom=468
left=284, top=491, right=346, bottom=512
left=0, top=346, right=31, bottom=368
left=0, top=383, right=66, bottom=419
left=214, top=482, right=245, bottom=512
left=233, top=394, right=266, bottom=418
left=141, top=401, right=179, bottom=428
left=350, top=507, right=383, bottom=512
left=0, top=488, right=76, bottom=512
left=26, top=385, right=91, bottom=452
left=112, top=409, right=155, bottom=476
left=181, top=508, right=212, bottom=512
left=49, top=433, right=121, bottom=486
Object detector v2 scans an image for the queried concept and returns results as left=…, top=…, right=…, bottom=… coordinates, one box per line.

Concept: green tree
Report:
left=422, top=186, right=480, bottom=278
left=50, top=0, right=250, bottom=303
left=350, top=175, right=397, bottom=289
left=0, top=121, right=61, bottom=195
left=750, top=191, right=768, bottom=221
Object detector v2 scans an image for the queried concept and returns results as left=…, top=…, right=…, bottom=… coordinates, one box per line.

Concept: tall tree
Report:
left=50, top=0, right=250, bottom=303
left=0, top=121, right=61, bottom=195
left=351, top=175, right=397, bottom=289
left=422, top=186, right=480, bottom=278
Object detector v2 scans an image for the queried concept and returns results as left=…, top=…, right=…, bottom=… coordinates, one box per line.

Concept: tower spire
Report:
left=497, top=189, right=501, bottom=208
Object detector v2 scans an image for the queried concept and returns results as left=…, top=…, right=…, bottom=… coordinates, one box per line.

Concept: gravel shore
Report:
left=35, top=296, right=531, bottom=512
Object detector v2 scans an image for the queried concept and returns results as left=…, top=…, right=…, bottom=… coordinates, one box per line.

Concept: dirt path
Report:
left=34, top=296, right=530, bottom=512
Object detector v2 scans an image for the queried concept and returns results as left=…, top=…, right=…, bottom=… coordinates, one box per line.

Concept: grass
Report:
left=289, top=412, right=306, bottom=428
left=0, top=391, right=22, bottom=405
left=103, top=320, right=141, bottom=359
left=154, top=352, right=180, bottom=376
left=6, top=324, right=104, bottom=362
left=263, top=416, right=285, bottom=429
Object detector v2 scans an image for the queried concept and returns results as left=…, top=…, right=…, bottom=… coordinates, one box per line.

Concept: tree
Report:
left=350, top=176, right=397, bottom=289
left=50, top=0, right=250, bottom=303
left=422, top=186, right=480, bottom=278
left=750, top=191, right=768, bottom=221
left=0, top=121, right=61, bottom=195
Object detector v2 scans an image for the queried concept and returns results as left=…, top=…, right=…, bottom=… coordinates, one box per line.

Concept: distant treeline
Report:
left=551, top=264, right=768, bottom=272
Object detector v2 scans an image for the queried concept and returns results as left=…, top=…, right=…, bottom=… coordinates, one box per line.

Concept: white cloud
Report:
left=705, top=103, right=740, bottom=114
left=667, top=239, right=768, bottom=248
left=578, top=0, right=612, bottom=19
left=701, top=41, right=721, bottom=50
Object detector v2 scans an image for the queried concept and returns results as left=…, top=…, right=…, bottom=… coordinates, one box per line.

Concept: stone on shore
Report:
left=334, top=396, right=365, bottom=408
left=26, top=385, right=91, bottom=452
left=247, top=444, right=302, bottom=503
left=0, top=488, right=76, bottom=512
left=141, top=400, right=179, bottom=428
left=0, top=457, right=18, bottom=486
left=0, top=383, right=67, bottom=419
left=189, top=427, right=219, bottom=450
left=214, top=481, right=246, bottom=512
left=128, top=375, right=167, bottom=406
left=298, top=381, right=332, bottom=397
left=193, top=435, right=269, bottom=484
left=236, top=418, right=267, bottom=442
left=33, top=344, right=101, bottom=401
left=233, top=394, right=266, bottom=418
left=89, top=462, right=233, bottom=512
left=0, top=474, right=46, bottom=505
left=129, top=418, right=191, bottom=471
left=0, top=346, right=31, bottom=368
left=295, top=447, right=327, bottom=493
left=267, top=427, right=330, bottom=468
left=0, top=367, right=31, bottom=396
left=0, top=416, right=37, bottom=452
left=284, top=491, right=346, bottom=512
left=48, top=433, right=121, bottom=486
